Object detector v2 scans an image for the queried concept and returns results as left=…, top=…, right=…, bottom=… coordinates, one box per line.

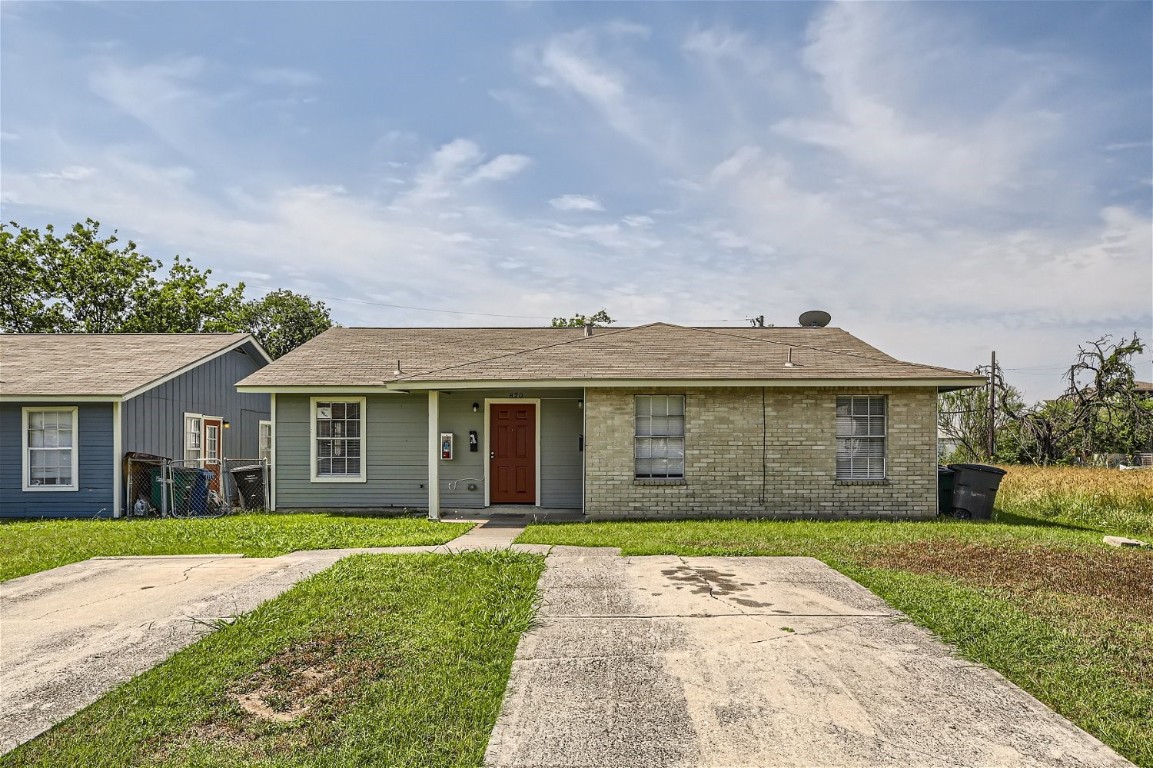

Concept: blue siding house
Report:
left=1, top=334, right=271, bottom=519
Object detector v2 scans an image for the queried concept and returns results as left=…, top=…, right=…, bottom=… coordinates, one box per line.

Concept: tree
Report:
left=1000, top=334, right=1150, bottom=463
left=241, top=290, right=333, bottom=359
left=0, top=218, right=333, bottom=358
left=551, top=309, right=614, bottom=328
left=937, top=372, right=1025, bottom=463
left=0, top=219, right=243, bottom=333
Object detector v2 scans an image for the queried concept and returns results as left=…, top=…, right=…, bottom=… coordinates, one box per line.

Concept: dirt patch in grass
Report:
left=860, top=540, right=1153, bottom=619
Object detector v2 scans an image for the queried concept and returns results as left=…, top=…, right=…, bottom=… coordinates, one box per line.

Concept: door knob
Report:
left=490, top=451, right=495, bottom=459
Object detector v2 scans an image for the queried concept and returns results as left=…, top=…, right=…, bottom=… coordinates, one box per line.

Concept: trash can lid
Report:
left=947, top=463, right=1007, bottom=475
left=230, top=464, right=265, bottom=472
left=937, top=465, right=955, bottom=475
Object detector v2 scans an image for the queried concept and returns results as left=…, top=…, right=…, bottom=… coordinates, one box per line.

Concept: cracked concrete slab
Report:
left=486, top=552, right=1134, bottom=768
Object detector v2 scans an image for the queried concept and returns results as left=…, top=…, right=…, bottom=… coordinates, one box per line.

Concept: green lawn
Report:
left=0, top=513, right=469, bottom=582
left=1, top=552, right=544, bottom=768
left=518, top=515, right=1153, bottom=767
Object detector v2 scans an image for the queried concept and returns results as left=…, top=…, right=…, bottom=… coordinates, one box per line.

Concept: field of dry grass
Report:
left=994, top=465, right=1153, bottom=536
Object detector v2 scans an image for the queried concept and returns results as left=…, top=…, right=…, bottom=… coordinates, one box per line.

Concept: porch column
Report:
left=427, top=391, right=440, bottom=520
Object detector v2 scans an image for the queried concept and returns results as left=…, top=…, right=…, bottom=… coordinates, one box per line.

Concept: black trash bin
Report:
left=947, top=464, right=1007, bottom=520
left=230, top=464, right=267, bottom=510
left=937, top=466, right=955, bottom=515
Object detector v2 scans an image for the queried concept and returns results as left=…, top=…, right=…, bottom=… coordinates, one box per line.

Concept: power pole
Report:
left=987, top=350, right=997, bottom=460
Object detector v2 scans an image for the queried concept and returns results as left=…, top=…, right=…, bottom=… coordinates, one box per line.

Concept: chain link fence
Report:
left=125, top=454, right=270, bottom=517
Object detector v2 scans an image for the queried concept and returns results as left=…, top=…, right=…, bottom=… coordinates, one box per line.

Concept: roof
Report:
left=0, top=334, right=267, bottom=399
left=237, top=323, right=984, bottom=390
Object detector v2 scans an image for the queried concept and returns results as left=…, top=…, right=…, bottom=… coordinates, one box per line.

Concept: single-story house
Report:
left=236, top=323, right=984, bottom=520
left=1, top=334, right=272, bottom=518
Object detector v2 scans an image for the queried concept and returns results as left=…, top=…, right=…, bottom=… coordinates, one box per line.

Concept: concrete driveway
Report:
left=486, top=547, right=1133, bottom=767
left=0, top=548, right=410, bottom=752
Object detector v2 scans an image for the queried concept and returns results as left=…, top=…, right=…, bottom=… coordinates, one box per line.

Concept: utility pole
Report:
left=987, top=350, right=997, bottom=460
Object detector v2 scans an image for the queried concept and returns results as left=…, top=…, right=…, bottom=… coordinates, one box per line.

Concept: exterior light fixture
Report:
left=472, top=403, right=480, bottom=413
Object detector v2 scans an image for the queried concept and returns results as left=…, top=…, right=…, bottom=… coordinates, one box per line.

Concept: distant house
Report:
left=236, top=323, right=983, bottom=520
left=1, top=334, right=271, bottom=519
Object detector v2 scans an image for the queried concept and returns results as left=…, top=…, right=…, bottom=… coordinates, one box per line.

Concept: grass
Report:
left=0, top=513, right=469, bottom=582
left=516, top=466, right=1153, bottom=766
left=995, top=464, right=1153, bottom=536
left=1, top=551, right=544, bottom=768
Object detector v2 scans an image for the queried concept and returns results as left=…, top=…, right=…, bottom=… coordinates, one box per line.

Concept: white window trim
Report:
left=258, top=419, right=273, bottom=465
left=310, top=396, right=367, bottom=483
left=183, top=412, right=204, bottom=465
left=22, top=406, right=80, bottom=492
left=835, top=395, right=888, bottom=481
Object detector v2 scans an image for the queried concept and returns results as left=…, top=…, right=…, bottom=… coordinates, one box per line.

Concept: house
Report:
left=236, top=323, right=984, bottom=520
left=1, top=334, right=272, bottom=519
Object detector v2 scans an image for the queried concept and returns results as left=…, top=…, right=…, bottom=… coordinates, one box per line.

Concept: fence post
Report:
left=160, top=460, right=169, bottom=517
left=125, top=458, right=134, bottom=517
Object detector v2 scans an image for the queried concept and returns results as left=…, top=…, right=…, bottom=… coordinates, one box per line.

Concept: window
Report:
left=836, top=396, right=886, bottom=480
left=635, top=395, right=685, bottom=478
left=311, top=399, right=365, bottom=481
left=258, top=421, right=273, bottom=465
left=22, top=407, right=78, bottom=491
left=185, top=414, right=203, bottom=464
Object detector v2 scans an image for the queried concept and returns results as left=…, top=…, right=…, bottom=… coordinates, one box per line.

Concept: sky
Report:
left=1, top=1, right=1150, bottom=400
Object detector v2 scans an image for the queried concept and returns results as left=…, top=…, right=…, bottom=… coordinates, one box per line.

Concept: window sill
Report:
left=634, top=478, right=687, bottom=486
left=22, top=485, right=79, bottom=492
left=310, top=476, right=367, bottom=484
left=835, top=479, right=889, bottom=486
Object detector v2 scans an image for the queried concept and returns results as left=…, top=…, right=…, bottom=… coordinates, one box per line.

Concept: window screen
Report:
left=835, top=396, right=886, bottom=480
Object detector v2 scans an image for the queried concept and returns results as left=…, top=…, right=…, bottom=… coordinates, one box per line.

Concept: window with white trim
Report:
left=185, top=414, right=203, bottom=464
left=23, top=407, right=78, bottom=490
left=836, top=396, right=887, bottom=480
left=258, top=420, right=273, bottom=465
left=313, top=400, right=364, bottom=479
left=635, top=395, right=685, bottom=478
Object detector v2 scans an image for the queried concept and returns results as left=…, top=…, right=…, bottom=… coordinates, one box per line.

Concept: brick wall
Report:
left=583, top=386, right=938, bottom=520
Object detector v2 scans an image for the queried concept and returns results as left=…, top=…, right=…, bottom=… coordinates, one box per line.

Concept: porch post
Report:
left=427, top=391, right=440, bottom=520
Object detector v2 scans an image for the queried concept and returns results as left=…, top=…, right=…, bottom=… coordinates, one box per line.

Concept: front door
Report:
left=202, top=418, right=223, bottom=493
left=490, top=403, right=536, bottom=504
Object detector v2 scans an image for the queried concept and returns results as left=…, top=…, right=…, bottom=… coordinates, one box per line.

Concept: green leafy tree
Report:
left=550, top=309, right=614, bottom=328
left=241, top=290, right=334, bottom=359
left=0, top=219, right=243, bottom=333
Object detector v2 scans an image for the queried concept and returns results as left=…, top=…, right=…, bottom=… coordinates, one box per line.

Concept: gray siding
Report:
left=121, top=343, right=270, bottom=461
left=0, top=402, right=115, bottom=518
left=274, top=388, right=584, bottom=511
left=275, top=394, right=430, bottom=509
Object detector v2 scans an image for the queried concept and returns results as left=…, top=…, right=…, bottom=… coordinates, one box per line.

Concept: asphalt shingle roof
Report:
left=237, top=323, right=979, bottom=387
left=1, top=334, right=257, bottom=397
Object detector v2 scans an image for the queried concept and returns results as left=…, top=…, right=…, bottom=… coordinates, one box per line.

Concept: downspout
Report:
left=269, top=393, right=277, bottom=511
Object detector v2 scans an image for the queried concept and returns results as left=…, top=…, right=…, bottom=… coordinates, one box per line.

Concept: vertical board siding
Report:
left=121, top=344, right=270, bottom=462
left=0, top=402, right=115, bottom=518
left=275, top=394, right=430, bottom=509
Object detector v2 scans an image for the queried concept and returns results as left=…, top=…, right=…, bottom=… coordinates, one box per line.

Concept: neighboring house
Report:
left=1, top=334, right=272, bottom=519
left=236, top=323, right=984, bottom=520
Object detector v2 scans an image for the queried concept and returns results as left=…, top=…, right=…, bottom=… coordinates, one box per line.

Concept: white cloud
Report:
left=35, top=165, right=96, bottom=181
left=465, top=154, right=531, bottom=184
left=550, top=194, right=603, bottom=212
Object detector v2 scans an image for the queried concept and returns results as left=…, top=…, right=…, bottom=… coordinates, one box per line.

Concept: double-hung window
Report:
left=312, top=399, right=365, bottom=481
left=635, top=395, right=685, bottom=479
left=835, top=396, right=887, bottom=480
left=23, top=407, right=78, bottom=491
left=184, top=415, right=203, bottom=465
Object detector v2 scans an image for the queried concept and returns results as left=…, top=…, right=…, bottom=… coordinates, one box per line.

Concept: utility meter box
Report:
left=440, top=432, right=454, bottom=460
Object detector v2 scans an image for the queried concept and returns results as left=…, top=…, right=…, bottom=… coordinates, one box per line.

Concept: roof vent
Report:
left=798, top=310, right=831, bottom=328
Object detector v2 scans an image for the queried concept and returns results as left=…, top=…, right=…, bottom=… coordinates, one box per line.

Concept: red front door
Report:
left=490, top=403, right=536, bottom=504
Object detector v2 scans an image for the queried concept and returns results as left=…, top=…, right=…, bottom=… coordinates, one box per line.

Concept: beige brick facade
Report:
left=583, top=386, right=938, bottom=520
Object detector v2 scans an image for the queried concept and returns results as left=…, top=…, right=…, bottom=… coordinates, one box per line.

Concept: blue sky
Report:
left=2, top=1, right=1150, bottom=399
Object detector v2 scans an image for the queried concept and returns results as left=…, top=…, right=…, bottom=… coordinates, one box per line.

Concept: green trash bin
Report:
left=150, top=466, right=203, bottom=513
left=937, top=466, right=955, bottom=515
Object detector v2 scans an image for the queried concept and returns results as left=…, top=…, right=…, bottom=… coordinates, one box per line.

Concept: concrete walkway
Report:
left=485, top=548, right=1133, bottom=768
